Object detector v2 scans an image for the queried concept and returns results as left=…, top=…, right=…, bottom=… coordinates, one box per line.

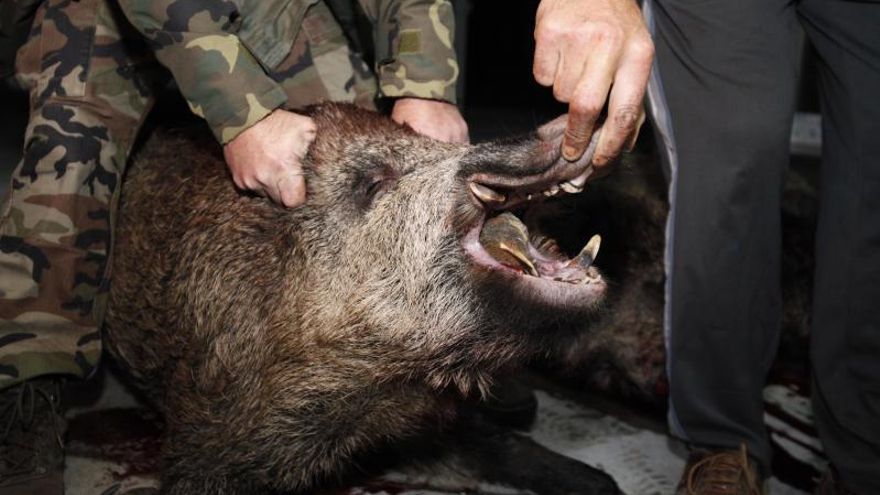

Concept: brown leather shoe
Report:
left=676, top=444, right=765, bottom=495
left=815, top=466, right=860, bottom=495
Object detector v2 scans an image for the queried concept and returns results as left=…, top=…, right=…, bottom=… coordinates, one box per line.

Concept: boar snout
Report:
left=460, top=115, right=601, bottom=211
left=456, top=116, right=606, bottom=314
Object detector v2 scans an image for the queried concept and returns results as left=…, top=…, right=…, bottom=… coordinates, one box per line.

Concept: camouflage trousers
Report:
left=0, top=0, right=377, bottom=389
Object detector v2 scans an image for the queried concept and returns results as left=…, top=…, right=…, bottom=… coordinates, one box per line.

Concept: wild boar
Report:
left=105, top=103, right=617, bottom=494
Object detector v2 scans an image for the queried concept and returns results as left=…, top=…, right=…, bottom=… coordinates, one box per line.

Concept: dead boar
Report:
left=105, top=103, right=617, bottom=495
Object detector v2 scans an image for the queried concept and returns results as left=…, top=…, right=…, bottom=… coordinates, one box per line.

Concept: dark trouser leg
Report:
left=799, top=1, right=880, bottom=491
left=0, top=0, right=156, bottom=388
left=649, top=0, right=800, bottom=471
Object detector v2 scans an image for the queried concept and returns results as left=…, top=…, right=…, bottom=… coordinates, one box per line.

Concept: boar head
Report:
left=290, top=104, right=606, bottom=391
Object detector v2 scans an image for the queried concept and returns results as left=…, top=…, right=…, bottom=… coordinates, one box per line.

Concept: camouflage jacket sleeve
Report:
left=357, top=0, right=459, bottom=104
left=117, top=0, right=289, bottom=144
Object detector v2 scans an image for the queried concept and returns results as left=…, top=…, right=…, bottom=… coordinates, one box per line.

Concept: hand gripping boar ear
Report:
left=106, top=104, right=614, bottom=494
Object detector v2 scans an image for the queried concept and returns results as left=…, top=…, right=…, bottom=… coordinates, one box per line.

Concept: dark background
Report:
left=461, top=0, right=569, bottom=141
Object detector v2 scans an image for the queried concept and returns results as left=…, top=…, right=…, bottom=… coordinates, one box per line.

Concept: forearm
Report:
left=117, top=0, right=288, bottom=143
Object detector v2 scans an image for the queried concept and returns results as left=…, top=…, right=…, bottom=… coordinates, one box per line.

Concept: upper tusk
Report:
left=468, top=181, right=506, bottom=204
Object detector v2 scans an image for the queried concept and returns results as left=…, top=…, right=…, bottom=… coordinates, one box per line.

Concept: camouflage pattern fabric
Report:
left=358, top=0, right=459, bottom=103
left=117, top=0, right=458, bottom=143
left=272, top=1, right=379, bottom=112
left=0, top=0, right=459, bottom=389
left=0, top=0, right=158, bottom=389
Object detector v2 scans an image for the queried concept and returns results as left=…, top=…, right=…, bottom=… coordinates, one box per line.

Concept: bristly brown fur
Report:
left=106, top=103, right=608, bottom=494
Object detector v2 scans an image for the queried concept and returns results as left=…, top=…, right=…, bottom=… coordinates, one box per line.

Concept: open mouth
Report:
left=462, top=166, right=604, bottom=288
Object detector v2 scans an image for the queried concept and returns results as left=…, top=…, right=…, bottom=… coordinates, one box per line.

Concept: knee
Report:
left=716, top=110, right=792, bottom=164
left=674, top=110, right=790, bottom=203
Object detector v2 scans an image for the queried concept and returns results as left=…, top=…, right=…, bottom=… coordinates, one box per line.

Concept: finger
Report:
left=625, top=111, right=646, bottom=152
left=533, top=30, right=560, bottom=87
left=408, top=119, right=459, bottom=143
left=261, top=178, right=283, bottom=205
left=231, top=174, right=246, bottom=191
left=277, top=173, right=306, bottom=208
left=553, top=50, right=592, bottom=103
left=293, top=129, right=316, bottom=159
left=592, top=44, right=652, bottom=166
left=298, top=121, right=317, bottom=144
left=563, top=45, right=617, bottom=161
left=592, top=103, right=644, bottom=167
left=237, top=174, right=261, bottom=194
left=453, top=119, right=470, bottom=144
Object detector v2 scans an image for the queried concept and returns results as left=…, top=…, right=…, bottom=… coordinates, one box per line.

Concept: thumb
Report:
left=277, top=172, right=306, bottom=208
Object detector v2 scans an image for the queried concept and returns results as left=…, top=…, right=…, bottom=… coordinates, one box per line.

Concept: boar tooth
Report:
left=543, top=185, right=560, bottom=197
left=469, top=182, right=506, bottom=204
left=570, top=234, right=602, bottom=269
left=569, top=168, right=592, bottom=188
left=560, top=181, right=584, bottom=194
left=536, top=236, right=561, bottom=256
left=499, top=242, right=539, bottom=277
left=583, top=234, right=601, bottom=261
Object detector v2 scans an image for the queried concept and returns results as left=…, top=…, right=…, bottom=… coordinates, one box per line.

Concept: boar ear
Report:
left=351, top=161, right=398, bottom=211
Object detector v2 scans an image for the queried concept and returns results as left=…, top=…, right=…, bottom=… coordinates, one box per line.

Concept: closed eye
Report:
left=365, top=177, right=387, bottom=202
left=353, top=163, right=398, bottom=211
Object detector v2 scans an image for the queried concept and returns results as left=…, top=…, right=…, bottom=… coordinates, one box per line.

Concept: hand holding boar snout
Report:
left=106, top=104, right=614, bottom=494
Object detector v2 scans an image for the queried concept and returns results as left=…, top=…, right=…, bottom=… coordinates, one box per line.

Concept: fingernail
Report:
left=563, top=144, right=580, bottom=161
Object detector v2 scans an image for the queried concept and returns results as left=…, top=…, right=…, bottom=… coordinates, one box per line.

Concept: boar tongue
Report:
left=479, top=212, right=539, bottom=276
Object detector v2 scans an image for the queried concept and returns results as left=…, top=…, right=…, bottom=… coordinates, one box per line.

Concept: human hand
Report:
left=533, top=0, right=654, bottom=166
left=391, top=98, right=470, bottom=143
left=223, top=109, right=317, bottom=208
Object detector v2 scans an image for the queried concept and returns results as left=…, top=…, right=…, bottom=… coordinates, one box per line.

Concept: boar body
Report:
left=106, top=104, right=614, bottom=494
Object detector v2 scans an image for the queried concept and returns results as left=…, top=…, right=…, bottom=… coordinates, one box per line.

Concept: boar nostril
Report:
left=468, top=181, right=506, bottom=204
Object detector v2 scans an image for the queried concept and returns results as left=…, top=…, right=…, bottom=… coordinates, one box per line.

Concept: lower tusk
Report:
left=569, top=234, right=601, bottom=269
left=499, top=242, right=539, bottom=277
